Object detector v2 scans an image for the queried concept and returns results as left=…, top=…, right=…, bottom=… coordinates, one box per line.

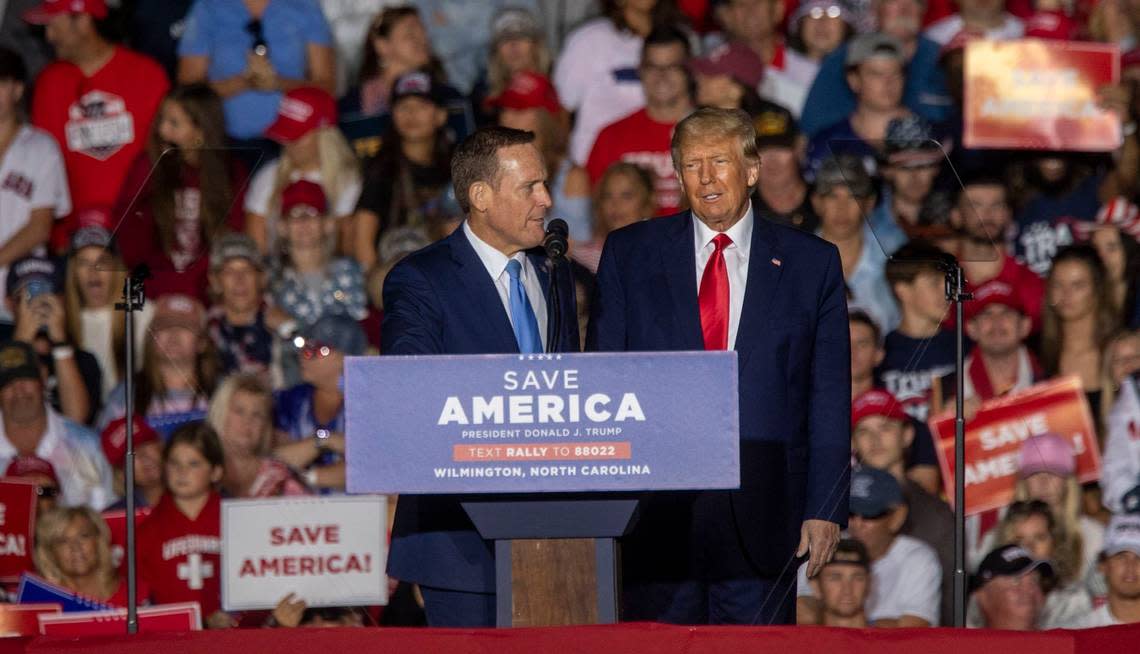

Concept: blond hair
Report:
left=268, top=126, right=361, bottom=247
left=208, top=373, right=274, bottom=457
left=670, top=107, right=759, bottom=175
left=34, top=507, right=117, bottom=598
left=1013, top=476, right=1084, bottom=585
left=64, top=247, right=127, bottom=379
left=1099, top=330, right=1140, bottom=446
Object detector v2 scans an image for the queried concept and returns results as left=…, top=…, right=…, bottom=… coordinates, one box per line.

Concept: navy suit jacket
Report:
left=587, top=210, right=851, bottom=579
left=380, top=224, right=579, bottom=593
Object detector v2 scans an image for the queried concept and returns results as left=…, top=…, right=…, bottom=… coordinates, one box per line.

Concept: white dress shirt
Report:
left=693, top=203, right=753, bottom=350
left=463, top=221, right=549, bottom=350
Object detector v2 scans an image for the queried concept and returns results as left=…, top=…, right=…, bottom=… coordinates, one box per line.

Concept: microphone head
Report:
left=546, top=218, right=569, bottom=237
left=543, top=218, right=569, bottom=260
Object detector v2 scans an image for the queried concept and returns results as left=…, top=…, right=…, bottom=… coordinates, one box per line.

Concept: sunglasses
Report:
left=36, top=486, right=59, bottom=499
left=807, top=5, right=843, bottom=19
left=300, top=343, right=334, bottom=360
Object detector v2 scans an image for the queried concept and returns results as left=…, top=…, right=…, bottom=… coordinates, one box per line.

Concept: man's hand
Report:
left=796, top=519, right=839, bottom=578
left=38, top=295, right=68, bottom=343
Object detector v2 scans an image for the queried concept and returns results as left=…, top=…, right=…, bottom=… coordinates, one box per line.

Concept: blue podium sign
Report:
left=345, top=351, right=740, bottom=494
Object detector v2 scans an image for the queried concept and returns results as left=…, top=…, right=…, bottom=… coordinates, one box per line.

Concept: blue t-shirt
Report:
left=1013, top=173, right=1103, bottom=277
left=178, top=0, right=333, bottom=139
left=273, top=383, right=344, bottom=475
left=877, top=329, right=958, bottom=423
left=799, top=37, right=952, bottom=139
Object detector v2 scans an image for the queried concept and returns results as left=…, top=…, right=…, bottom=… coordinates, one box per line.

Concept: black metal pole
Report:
left=940, top=258, right=971, bottom=628
left=546, top=259, right=562, bottom=354
left=116, top=270, right=146, bottom=634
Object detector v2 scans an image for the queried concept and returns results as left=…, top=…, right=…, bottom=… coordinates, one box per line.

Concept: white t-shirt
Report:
left=1070, top=603, right=1123, bottom=629
left=80, top=303, right=154, bottom=400
left=244, top=159, right=362, bottom=247
left=799, top=534, right=942, bottom=625
left=0, top=125, right=71, bottom=321
left=553, top=17, right=646, bottom=165
left=924, top=13, right=1025, bottom=46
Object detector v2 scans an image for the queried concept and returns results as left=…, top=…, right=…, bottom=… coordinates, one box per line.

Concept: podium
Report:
left=462, top=497, right=638, bottom=625
left=345, top=351, right=740, bottom=627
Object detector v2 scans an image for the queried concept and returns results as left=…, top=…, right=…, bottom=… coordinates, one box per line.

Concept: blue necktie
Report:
left=506, top=259, right=543, bottom=353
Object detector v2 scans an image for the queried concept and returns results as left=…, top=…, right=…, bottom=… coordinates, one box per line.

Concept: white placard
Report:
left=221, top=495, right=388, bottom=611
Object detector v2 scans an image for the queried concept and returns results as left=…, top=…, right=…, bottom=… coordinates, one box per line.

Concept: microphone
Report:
left=543, top=218, right=569, bottom=261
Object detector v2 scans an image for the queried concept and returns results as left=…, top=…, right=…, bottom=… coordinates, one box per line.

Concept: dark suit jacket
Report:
left=381, top=224, right=579, bottom=593
left=587, top=210, right=851, bottom=580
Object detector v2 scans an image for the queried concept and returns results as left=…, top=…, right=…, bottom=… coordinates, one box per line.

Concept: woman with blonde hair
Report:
left=245, top=88, right=361, bottom=258
left=1008, top=434, right=1104, bottom=585
left=1098, top=330, right=1140, bottom=443
left=208, top=373, right=309, bottom=498
left=63, top=223, right=151, bottom=399
left=33, top=506, right=142, bottom=606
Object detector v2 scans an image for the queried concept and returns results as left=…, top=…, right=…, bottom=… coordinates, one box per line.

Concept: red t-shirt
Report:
left=114, top=153, right=248, bottom=301
left=31, top=46, right=169, bottom=251
left=585, top=108, right=681, bottom=216
left=136, top=492, right=222, bottom=616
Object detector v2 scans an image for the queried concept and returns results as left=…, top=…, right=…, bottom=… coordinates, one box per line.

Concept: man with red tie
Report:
left=588, top=107, right=851, bottom=624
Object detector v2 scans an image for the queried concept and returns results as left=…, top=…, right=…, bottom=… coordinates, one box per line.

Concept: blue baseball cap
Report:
left=298, top=314, right=367, bottom=356
left=6, top=255, right=62, bottom=298
left=849, top=466, right=903, bottom=518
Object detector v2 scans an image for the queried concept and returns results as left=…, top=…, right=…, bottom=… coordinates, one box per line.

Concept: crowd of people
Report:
left=1, top=0, right=1140, bottom=632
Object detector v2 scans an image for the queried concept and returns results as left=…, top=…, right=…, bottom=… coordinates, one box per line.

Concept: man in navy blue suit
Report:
left=380, top=126, right=579, bottom=626
left=588, top=107, right=851, bottom=625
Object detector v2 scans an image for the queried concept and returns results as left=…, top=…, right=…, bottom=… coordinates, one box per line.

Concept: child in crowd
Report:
left=136, top=422, right=227, bottom=627
left=100, top=416, right=164, bottom=510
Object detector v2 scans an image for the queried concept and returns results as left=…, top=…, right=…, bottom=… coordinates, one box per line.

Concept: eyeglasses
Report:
left=36, top=486, right=59, bottom=499
left=807, top=5, right=843, bottom=19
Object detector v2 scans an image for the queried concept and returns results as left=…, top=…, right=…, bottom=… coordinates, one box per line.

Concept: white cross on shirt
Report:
left=177, top=553, right=214, bottom=590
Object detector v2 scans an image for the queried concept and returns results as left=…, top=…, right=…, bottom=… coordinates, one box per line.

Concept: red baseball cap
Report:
left=687, top=42, right=765, bottom=91
left=965, top=280, right=1023, bottom=322
left=281, top=180, right=328, bottom=216
left=486, top=71, right=562, bottom=115
left=851, top=389, right=908, bottom=427
left=4, top=455, right=60, bottom=486
left=23, top=0, right=107, bottom=24
left=265, top=87, right=337, bottom=143
left=100, top=416, right=159, bottom=469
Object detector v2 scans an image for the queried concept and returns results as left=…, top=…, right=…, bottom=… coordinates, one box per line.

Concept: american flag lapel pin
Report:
left=771, top=258, right=782, bottom=267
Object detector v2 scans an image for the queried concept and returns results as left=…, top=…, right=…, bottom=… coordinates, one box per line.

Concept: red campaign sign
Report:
left=964, top=39, right=1121, bottom=151
left=0, top=604, right=60, bottom=637
left=929, top=376, right=1101, bottom=516
left=0, top=481, right=38, bottom=583
left=102, top=507, right=152, bottom=572
left=37, top=601, right=202, bottom=636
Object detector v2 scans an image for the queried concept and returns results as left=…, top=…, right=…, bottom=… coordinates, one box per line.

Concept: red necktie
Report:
left=699, top=233, right=732, bottom=350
